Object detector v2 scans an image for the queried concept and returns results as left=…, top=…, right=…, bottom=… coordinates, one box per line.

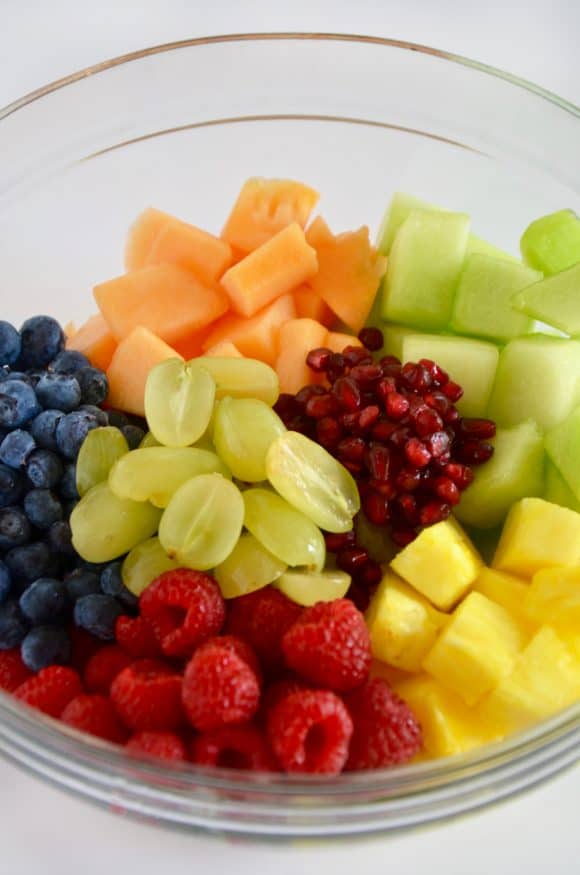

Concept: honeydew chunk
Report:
left=492, top=497, right=580, bottom=577
left=545, top=404, right=580, bottom=501
left=511, top=263, right=580, bottom=335
left=465, top=235, right=519, bottom=263
left=544, top=459, right=580, bottom=512
left=381, top=323, right=431, bottom=361
left=520, top=209, right=580, bottom=275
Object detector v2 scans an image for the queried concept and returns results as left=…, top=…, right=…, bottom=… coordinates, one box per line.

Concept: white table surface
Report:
left=1, top=2, right=579, bottom=872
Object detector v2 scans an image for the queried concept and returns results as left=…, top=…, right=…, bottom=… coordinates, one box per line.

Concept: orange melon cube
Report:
left=94, top=265, right=229, bottom=344
left=275, top=318, right=328, bottom=394
left=125, top=208, right=171, bottom=271
left=205, top=340, right=243, bottom=358
left=220, top=223, right=318, bottom=318
left=63, top=321, right=77, bottom=340
left=171, top=327, right=214, bottom=361
left=293, top=285, right=335, bottom=327
left=202, top=294, right=296, bottom=365
left=144, top=217, right=233, bottom=284
left=325, top=331, right=362, bottom=354
left=222, top=178, right=319, bottom=253
left=106, top=326, right=181, bottom=417
left=67, top=313, right=117, bottom=371
left=306, top=217, right=387, bottom=333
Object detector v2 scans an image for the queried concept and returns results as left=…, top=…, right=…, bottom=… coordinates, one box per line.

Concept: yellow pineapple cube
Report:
left=365, top=570, right=448, bottom=672
left=525, top=566, right=580, bottom=627
left=369, top=659, right=414, bottom=688
left=479, top=625, right=580, bottom=733
left=422, top=591, right=527, bottom=705
left=473, top=567, right=537, bottom=635
left=390, top=517, right=483, bottom=610
left=492, top=497, right=580, bottom=578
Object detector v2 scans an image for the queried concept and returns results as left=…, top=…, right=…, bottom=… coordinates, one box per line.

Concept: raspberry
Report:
left=191, top=724, right=278, bottom=771
left=182, top=640, right=261, bottom=732
left=115, top=615, right=160, bottom=659
left=202, top=634, right=262, bottom=685
left=61, top=694, right=127, bottom=744
left=344, top=678, right=422, bottom=770
left=0, top=648, right=32, bottom=692
left=68, top=624, right=103, bottom=672
left=266, top=688, right=353, bottom=774
left=84, top=645, right=132, bottom=695
left=14, top=666, right=82, bottom=717
left=126, top=731, right=187, bottom=762
left=111, top=659, right=184, bottom=732
left=140, top=569, right=225, bottom=659
left=282, top=599, right=371, bottom=692
left=225, top=585, right=302, bottom=672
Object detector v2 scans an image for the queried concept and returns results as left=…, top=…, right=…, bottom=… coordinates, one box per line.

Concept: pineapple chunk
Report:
left=525, top=566, right=580, bottom=627
left=369, top=659, right=414, bottom=688
left=492, top=497, right=580, bottom=578
left=365, top=570, right=448, bottom=672
left=423, top=592, right=527, bottom=705
left=395, top=674, right=502, bottom=756
left=473, top=567, right=536, bottom=631
left=479, top=625, right=580, bottom=733
left=390, top=517, right=483, bottom=610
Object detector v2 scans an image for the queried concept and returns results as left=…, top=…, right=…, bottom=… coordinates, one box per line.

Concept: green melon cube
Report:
left=465, top=235, right=519, bottom=263
left=450, top=254, right=541, bottom=343
left=520, top=209, right=580, bottom=275
left=382, top=209, right=470, bottom=331
left=487, top=336, right=580, bottom=431
left=544, top=459, right=580, bottom=512
left=511, top=262, right=580, bottom=335
left=545, top=404, right=580, bottom=502
left=381, top=323, right=432, bottom=360
left=402, top=333, right=499, bottom=418
left=454, top=420, right=545, bottom=529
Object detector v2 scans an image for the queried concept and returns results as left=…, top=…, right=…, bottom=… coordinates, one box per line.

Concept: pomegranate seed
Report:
left=457, top=418, right=497, bottom=440
left=377, top=377, right=397, bottom=402
left=391, top=525, right=417, bottom=547
left=365, top=444, right=391, bottom=480
left=305, top=347, right=333, bottom=373
left=332, top=377, right=361, bottom=411
left=395, top=466, right=423, bottom=492
left=342, top=460, right=364, bottom=475
left=358, top=405, right=380, bottom=431
left=369, top=478, right=397, bottom=499
left=399, top=362, right=432, bottom=392
left=343, top=345, right=373, bottom=366
left=349, top=364, right=383, bottom=387
left=347, top=582, right=373, bottom=613
left=411, top=406, right=444, bottom=437
left=425, top=430, right=451, bottom=458
left=396, top=494, right=420, bottom=525
left=356, top=561, right=382, bottom=587
left=286, top=415, right=312, bottom=434
left=295, top=384, right=326, bottom=406
left=379, top=354, right=401, bottom=367
left=340, top=411, right=360, bottom=432
left=404, top=437, right=432, bottom=468
left=433, top=476, right=461, bottom=505
left=385, top=392, right=410, bottom=420
left=444, top=462, right=474, bottom=490
left=337, top=437, right=367, bottom=463
left=389, top=426, right=413, bottom=450
left=456, top=439, right=494, bottom=465
left=418, top=359, right=449, bottom=387
left=315, top=417, right=343, bottom=448
left=443, top=380, right=463, bottom=402
left=324, top=531, right=356, bottom=552
left=419, top=500, right=451, bottom=526
left=363, top=492, right=390, bottom=525
left=337, top=547, right=369, bottom=573
left=423, top=391, right=452, bottom=416
left=274, top=393, right=301, bottom=419
left=444, top=407, right=460, bottom=424
left=379, top=357, right=402, bottom=378
left=326, top=353, right=347, bottom=381
left=305, top=393, right=338, bottom=418
left=358, top=327, right=384, bottom=351
left=371, top=419, right=397, bottom=442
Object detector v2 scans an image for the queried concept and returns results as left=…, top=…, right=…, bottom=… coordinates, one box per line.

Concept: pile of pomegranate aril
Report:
left=274, top=326, right=496, bottom=609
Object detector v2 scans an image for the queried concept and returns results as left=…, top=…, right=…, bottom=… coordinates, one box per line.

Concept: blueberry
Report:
left=79, top=404, right=108, bottom=426
left=0, top=600, right=29, bottom=649
left=100, top=562, right=138, bottom=611
left=58, top=463, right=79, bottom=500
left=0, top=560, right=12, bottom=602
left=30, top=409, right=65, bottom=451
left=0, top=507, right=31, bottom=550
left=35, top=373, right=82, bottom=412
left=0, top=429, right=36, bottom=469
left=49, top=349, right=90, bottom=374
left=26, top=448, right=63, bottom=489
left=19, top=577, right=68, bottom=625
left=73, top=593, right=122, bottom=640
left=76, top=367, right=108, bottom=406
left=0, top=463, right=27, bottom=508
left=64, top=568, right=101, bottom=601
left=24, top=489, right=63, bottom=530
left=56, top=409, right=101, bottom=459
left=47, top=521, right=74, bottom=556
left=21, top=625, right=70, bottom=672
left=106, top=409, right=130, bottom=430
left=19, top=316, right=65, bottom=370
left=0, top=379, right=41, bottom=428
left=0, top=322, right=21, bottom=367
left=122, top=424, right=146, bottom=451
left=5, top=541, right=54, bottom=582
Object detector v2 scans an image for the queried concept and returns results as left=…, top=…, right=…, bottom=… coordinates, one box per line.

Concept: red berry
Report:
left=349, top=364, right=382, bottom=386
left=344, top=678, right=422, bottom=769
left=336, top=546, right=369, bottom=574
left=84, top=645, right=133, bottom=695
left=111, top=659, right=184, bottom=732
left=14, top=666, right=82, bottom=718
left=139, top=569, right=225, bottom=659
left=455, top=439, right=494, bottom=465
left=418, top=358, right=449, bottom=387
left=457, top=417, right=497, bottom=440
left=315, top=416, right=343, bottom=448
left=306, top=347, right=333, bottom=373
left=412, top=405, right=444, bottom=437
left=61, top=694, right=127, bottom=744
left=266, top=688, right=353, bottom=774
left=358, top=327, right=384, bottom=352
left=332, top=377, right=361, bottom=411
left=404, top=437, right=431, bottom=468
left=395, top=465, right=422, bottom=492
left=337, top=436, right=366, bottom=463
left=384, top=392, right=410, bottom=420
left=444, top=462, right=474, bottom=490
left=68, top=624, right=102, bottom=673
left=115, top=615, right=161, bottom=659
left=418, top=499, right=451, bottom=526
left=202, top=634, right=262, bottom=685
left=0, top=648, right=32, bottom=692
left=282, top=599, right=371, bottom=692
left=343, top=345, right=373, bottom=366
left=443, top=380, right=463, bottom=401
left=362, top=491, right=390, bottom=526
left=425, top=430, right=452, bottom=458
left=391, top=525, right=417, bottom=547
left=399, top=362, right=432, bottom=392
left=357, top=405, right=380, bottom=431
left=127, top=730, right=187, bottom=761
left=365, top=443, right=391, bottom=480
left=305, top=393, right=338, bottom=419
left=225, top=585, right=302, bottom=672
left=432, top=475, right=461, bottom=506
left=191, top=724, right=278, bottom=771
left=324, top=530, right=356, bottom=552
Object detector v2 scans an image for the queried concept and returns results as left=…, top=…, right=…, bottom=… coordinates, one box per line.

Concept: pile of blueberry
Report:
left=0, top=316, right=142, bottom=672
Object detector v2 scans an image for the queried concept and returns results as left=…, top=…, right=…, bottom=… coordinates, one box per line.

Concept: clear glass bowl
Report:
left=0, top=33, right=578, bottom=839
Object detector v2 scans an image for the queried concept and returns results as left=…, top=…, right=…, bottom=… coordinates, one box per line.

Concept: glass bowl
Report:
left=0, top=33, right=578, bottom=839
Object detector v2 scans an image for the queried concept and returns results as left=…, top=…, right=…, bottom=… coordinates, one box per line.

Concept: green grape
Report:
left=159, top=473, right=244, bottom=571
left=354, top=512, right=398, bottom=564
left=109, top=446, right=231, bottom=508
left=139, top=431, right=161, bottom=448
left=214, top=532, right=287, bottom=599
left=243, top=487, right=326, bottom=571
left=192, top=431, right=216, bottom=453
left=70, top=482, right=161, bottom=563
left=273, top=569, right=351, bottom=606
left=193, top=356, right=279, bottom=406
left=213, top=397, right=286, bottom=483
left=144, top=358, right=216, bottom=447
left=122, top=536, right=180, bottom=597
left=266, top=431, right=360, bottom=533
left=76, top=427, right=129, bottom=497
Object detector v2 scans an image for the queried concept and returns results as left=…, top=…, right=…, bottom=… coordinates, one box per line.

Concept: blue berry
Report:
left=0, top=507, right=31, bottom=550
left=0, top=379, right=41, bottom=428
left=0, top=322, right=21, bottom=367
left=0, top=463, right=27, bottom=508
left=59, top=463, right=79, bottom=500
left=76, top=367, right=108, bottom=406
left=19, top=316, right=64, bottom=370
left=79, top=404, right=108, bottom=426
left=50, top=349, right=90, bottom=374
left=0, top=560, right=12, bottom=602
left=26, top=448, right=63, bottom=489
left=47, top=521, right=74, bottom=556
left=106, top=409, right=130, bottom=430
left=21, top=625, right=70, bottom=671
left=100, top=562, right=138, bottom=611
left=122, top=424, right=146, bottom=450
left=0, top=429, right=36, bottom=469
left=64, top=568, right=101, bottom=601
left=73, top=593, right=122, bottom=640
left=30, top=409, right=64, bottom=451
left=35, top=373, right=82, bottom=412
left=23, top=489, right=63, bottom=529
left=5, top=541, right=53, bottom=581
left=0, top=600, right=28, bottom=649
left=56, top=409, right=100, bottom=459
left=19, top=577, right=68, bottom=625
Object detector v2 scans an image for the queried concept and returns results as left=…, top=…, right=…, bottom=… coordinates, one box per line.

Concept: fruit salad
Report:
left=0, top=179, right=579, bottom=775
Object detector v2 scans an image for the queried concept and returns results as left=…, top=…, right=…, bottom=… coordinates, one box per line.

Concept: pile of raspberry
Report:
left=0, top=569, right=422, bottom=774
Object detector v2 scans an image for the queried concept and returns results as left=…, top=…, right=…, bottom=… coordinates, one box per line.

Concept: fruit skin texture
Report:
left=13, top=665, right=82, bottom=717
left=344, top=677, right=422, bottom=769
left=61, top=694, right=128, bottom=743
left=127, top=730, right=187, bottom=762
left=110, top=659, right=184, bottom=732
left=191, top=724, right=277, bottom=771
left=225, top=585, right=302, bottom=672
left=0, top=648, right=32, bottom=691
left=282, top=599, right=371, bottom=692
left=492, top=497, right=580, bottom=577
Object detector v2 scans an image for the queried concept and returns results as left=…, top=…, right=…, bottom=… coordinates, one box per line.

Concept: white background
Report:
left=1, top=2, right=579, bottom=873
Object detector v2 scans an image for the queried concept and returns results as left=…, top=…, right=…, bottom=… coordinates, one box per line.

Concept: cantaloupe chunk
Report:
left=64, top=321, right=77, bottom=340
left=171, top=327, right=213, bottom=361
left=94, top=265, right=229, bottom=344
left=220, top=223, right=318, bottom=318
left=205, top=340, right=242, bottom=358
left=125, top=208, right=171, bottom=271
left=293, top=284, right=335, bottom=327
left=202, top=294, right=296, bottom=365
left=305, top=217, right=387, bottom=334
left=144, top=217, right=233, bottom=284
left=275, top=318, right=328, bottom=394
left=106, top=326, right=181, bottom=416
left=67, top=313, right=117, bottom=371
left=222, top=178, right=319, bottom=253
left=325, top=331, right=362, bottom=354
